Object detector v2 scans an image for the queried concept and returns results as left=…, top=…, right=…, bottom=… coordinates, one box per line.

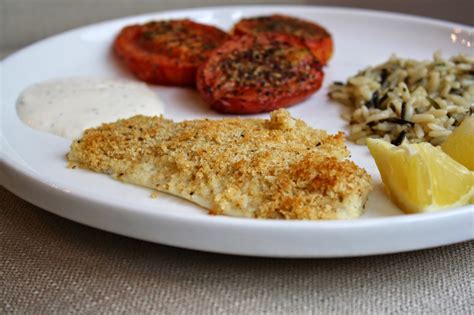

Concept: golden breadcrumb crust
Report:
left=67, top=110, right=372, bottom=219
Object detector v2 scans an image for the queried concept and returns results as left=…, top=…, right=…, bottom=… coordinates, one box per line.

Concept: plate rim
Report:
left=1, top=4, right=473, bottom=64
left=1, top=4, right=473, bottom=257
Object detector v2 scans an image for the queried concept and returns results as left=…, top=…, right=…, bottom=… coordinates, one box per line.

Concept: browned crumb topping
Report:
left=68, top=110, right=372, bottom=220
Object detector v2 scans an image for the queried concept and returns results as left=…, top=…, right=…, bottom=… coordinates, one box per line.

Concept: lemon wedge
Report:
left=367, top=138, right=474, bottom=213
left=441, top=115, right=474, bottom=171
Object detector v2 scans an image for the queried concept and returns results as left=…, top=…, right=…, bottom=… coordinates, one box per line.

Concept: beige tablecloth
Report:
left=1, top=186, right=473, bottom=314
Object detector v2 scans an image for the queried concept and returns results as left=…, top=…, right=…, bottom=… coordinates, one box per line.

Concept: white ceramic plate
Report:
left=1, top=6, right=473, bottom=257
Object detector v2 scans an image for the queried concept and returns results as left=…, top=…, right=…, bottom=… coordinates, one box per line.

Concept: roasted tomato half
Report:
left=233, top=14, right=333, bottom=65
left=196, top=33, right=324, bottom=114
left=114, top=19, right=229, bottom=86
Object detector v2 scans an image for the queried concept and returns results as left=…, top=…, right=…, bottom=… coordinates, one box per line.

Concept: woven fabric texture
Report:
left=1, top=187, right=473, bottom=314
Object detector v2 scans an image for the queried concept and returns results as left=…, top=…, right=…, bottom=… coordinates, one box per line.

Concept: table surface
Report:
left=1, top=186, right=473, bottom=314
left=1, top=2, right=474, bottom=312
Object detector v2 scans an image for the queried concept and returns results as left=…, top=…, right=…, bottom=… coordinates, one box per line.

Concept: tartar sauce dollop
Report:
left=17, top=77, right=165, bottom=140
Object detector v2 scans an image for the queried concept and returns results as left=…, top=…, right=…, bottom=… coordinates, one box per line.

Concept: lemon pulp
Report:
left=441, top=115, right=474, bottom=171
left=367, top=138, right=473, bottom=213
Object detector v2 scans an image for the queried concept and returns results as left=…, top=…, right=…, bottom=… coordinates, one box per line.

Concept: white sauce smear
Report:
left=17, top=77, right=165, bottom=140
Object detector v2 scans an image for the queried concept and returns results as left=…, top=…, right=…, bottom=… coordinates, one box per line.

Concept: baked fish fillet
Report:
left=67, top=110, right=372, bottom=219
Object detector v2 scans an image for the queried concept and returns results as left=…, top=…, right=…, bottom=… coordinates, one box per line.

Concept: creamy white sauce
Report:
left=17, top=77, right=165, bottom=140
